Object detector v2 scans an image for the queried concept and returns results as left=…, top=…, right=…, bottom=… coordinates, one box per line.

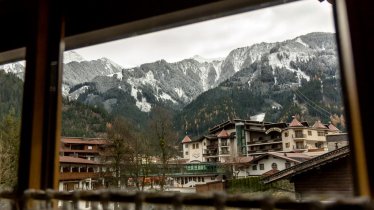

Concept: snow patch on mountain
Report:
left=192, top=55, right=224, bottom=63
left=199, top=66, right=210, bottom=91
left=158, top=92, right=177, bottom=104
left=268, top=51, right=312, bottom=84
left=174, top=88, right=185, bottom=98
left=212, top=61, right=223, bottom=82
left=130, top=85, right=152, bottom=112
left=107, top=72, right=123, bottom=80
left=63, top=51, right=86, bottom=64
left=137, top=98, right=152, bottom=112
left=69, top=86, right=90, bottom=100
left=144, top=71, right=157, bottom=87
left=0, top=61, right=25, bottom=80
left=231, top=47, right=248, bottom=72
left=62, top=85, right=70, bottom=96
left=295, top=37, right=309, bottom=48
left=100, top=57, right=123, bottom=71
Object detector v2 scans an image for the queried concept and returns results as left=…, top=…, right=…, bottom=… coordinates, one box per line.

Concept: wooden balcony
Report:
left=206, top=144, right=218, bottom=149
left=294, top=134, right=306, bottom=139
left=220, top=151, right=230, bottom=155
left=247, top=138, right=282, bottom=145
left=203, top=152, right=218, bottom=157
left=59, top=172, right=99, bottom=181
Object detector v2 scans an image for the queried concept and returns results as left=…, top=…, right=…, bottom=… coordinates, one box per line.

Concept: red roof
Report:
left=262, top=169, right=280, bottom=177
left=59, top=156, right=99, bottom=164
left=289, top=118, right=303, bottom=127
left=312, top=120, right=327, bottom=129
left=217, top=129, right=229, bottom=138
left=181, top=135, right=192, bottom=143
left=61, top=137, right=107, bottom=145
left=328, top=123, right=340, bottom=131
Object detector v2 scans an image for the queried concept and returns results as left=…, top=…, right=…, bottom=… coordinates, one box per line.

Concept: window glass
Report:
left=0, top=61, right=24, bottom=191
left=260, top=164, right=264, bottom=170
left=59, top=0, right=351, bottom=201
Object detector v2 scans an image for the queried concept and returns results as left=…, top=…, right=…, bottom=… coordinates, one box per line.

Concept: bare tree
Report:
left=126, top=133, right=155, bottom=191
left=149, top=107, right=178, bottom=191
left=104, top=117, right=134, bottom=189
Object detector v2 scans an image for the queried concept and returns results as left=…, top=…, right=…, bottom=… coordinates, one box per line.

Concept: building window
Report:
left=185, top=144, right=188, bottom=148
left=285, top=162, right=291, bottom=168
left=259, top=164, right=264, bottom=170
left=285, top=143, right=290, bottom=148
left=252, top=165, right=257, bottom=170
left=284, top=132, right=288, bottom=137
left=315, top=142, right=324, bottom=148
left=308, top=131, right=312, bottom=136
left=295, top=130, right=304, bottom=138
left=318, top=131, right=325, bottom=136
left=87, top=145, right=93, bottom=150
left=271, top=163, right=278, bottom=170
left=185, top=151, right=188, bottom=155
left=196, top=144, right=199, bottom=149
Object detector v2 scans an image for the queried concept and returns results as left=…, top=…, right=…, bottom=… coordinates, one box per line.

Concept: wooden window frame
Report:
left=0, top=0, right=369, bottom=199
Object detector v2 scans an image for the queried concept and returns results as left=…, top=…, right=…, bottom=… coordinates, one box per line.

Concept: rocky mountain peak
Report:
left=63, top=51, right=86, bottom=64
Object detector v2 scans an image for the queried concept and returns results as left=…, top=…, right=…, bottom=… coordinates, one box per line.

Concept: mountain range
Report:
left=0, top=32, right=345, bottom=137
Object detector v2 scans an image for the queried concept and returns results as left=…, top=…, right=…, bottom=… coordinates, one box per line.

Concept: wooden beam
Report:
left=334, top=0, right=374, bottom=197
left=17, top=0, right=64, bottom=192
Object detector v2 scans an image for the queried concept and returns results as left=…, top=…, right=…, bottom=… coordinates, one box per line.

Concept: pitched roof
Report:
left=328, top=123, right=340, bottom=132
left=61, top=137, right=107, bottom=145
left=249, top=152, right=309, bottom=165
left=217, top=129, right=229, bottom=138
left=181, top=135, right=192, bottom=143
left=289, top=118, right=303, bottom=127
left=59, top=156, right=99, bottom=165
left=225, top=156, right=254, bottom=164
left=263, top=145, right=350, bottom=184
left=270, top=152, right=312, bottom=162
left=262, top=169, right=280, bottom=177
left=312, top=120, right=327, bottom=129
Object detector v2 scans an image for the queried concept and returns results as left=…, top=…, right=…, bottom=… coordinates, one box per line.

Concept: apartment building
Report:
left=58, top=137, right=107, bottom=191
left=182, top=117, right=340, bottom=164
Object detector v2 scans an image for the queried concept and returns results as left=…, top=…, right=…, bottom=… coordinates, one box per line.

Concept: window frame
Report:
left=2, top=0, right=370, bottom=197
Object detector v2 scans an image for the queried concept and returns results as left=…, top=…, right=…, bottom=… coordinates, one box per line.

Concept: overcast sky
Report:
left=74, top=0, right=335, bottom=68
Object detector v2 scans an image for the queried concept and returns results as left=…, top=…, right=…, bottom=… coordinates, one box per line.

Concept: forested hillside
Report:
left=0, top=70, right=23, bottom=120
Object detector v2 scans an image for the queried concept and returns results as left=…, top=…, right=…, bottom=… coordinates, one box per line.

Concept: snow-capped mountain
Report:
left=1, top=32, right=339, bottom=116
left=191, top=55, right=224, bottom=63
left=0, top=61, right=25, bottom=80
left=63, top=51, right=86, bottom=64
left=220, top=32, right=338, bottom=92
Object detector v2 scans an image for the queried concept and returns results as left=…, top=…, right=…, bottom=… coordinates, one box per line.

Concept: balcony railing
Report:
left=293, top=145, right=308, bottom=150
left=220, top=142, right=229, bottom=146
left=0, top=189, right=370, bottom=210
left=206, top=144, right=218, bottom=149
left=203, top=152, right=218, bottom=156
left=294, top=134, right=306, bottom=138
left=220, top=151, right=230, bottom=155
left=247, top=138, right=282, bottom=145
left=59, top=172, right=98, bottom=180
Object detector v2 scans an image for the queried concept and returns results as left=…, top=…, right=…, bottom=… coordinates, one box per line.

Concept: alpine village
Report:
left=0, top=32, right=351, bottom=203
